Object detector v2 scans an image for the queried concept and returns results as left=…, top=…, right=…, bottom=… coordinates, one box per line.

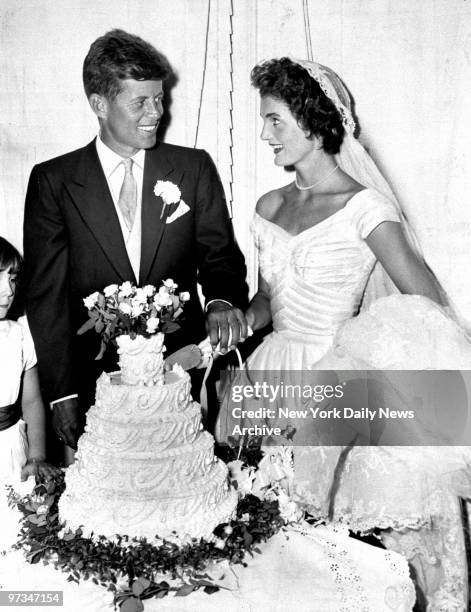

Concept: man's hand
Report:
left=206, top=301, right=248, bottom=354
left=21, top=458, right=61, bottom=482
left=51, top=397, right=83, bottom=450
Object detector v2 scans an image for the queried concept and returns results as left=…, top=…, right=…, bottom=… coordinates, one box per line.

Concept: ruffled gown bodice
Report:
left=248, top=189, right=400, bottom=368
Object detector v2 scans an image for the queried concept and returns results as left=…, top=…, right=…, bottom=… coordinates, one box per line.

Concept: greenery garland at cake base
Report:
left=7, top=467, right=285, bottom=612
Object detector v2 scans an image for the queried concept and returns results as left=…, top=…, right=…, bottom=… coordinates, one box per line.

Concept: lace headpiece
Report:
left=296, top=60, right=356, bottom=134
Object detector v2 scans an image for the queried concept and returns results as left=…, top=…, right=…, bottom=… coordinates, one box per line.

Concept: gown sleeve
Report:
left=351, top=190, right=401, bottom=239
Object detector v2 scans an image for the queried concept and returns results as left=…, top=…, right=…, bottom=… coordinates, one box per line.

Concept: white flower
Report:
left=179, top=291, right=190, bottom=302
left=115, top=573, right=129, bottom=591
left=153, top=180, right=181, bottom=205
left=154, top=293, right=173, bottom=308
left=158, top=285, right=170, bottom=295
left=146, top=316, right=160, bottom=333
left=213, top=537, right=226, bottom=550
left=118, top=302, right=132, bottom=315
left=36, top=504, right=49, bottom=515
left=142, top=285, right=156, bottom=297
left=131, top=302, right=145, bottom=317
left=163, top=278, right=178, bottom=291
left=103, top=284, right=119, bottom=297
left=275, top=489, right=303, bottom=523
left=133, top=288, right=148, bottom=305
left=227, top=459, right=255, bottom=497
left=118, top=281, right=134, bottom=298
left=83, top=291, right=100, bottom=310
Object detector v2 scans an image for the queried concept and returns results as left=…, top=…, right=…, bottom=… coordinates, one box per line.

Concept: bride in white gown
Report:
left=217, top=58, right=471, bottom=610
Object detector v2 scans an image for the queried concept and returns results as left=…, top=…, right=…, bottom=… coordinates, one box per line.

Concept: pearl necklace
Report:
left=295, top=164, right=339, bottom=191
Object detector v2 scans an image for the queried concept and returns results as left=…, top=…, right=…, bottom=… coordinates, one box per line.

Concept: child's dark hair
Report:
left=0, top=238, right=23, bottom=319
left=0, top=237, right=22, bottom=275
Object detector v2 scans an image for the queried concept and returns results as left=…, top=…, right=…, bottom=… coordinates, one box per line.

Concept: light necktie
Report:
left=118, top=158, right=137, bottom=230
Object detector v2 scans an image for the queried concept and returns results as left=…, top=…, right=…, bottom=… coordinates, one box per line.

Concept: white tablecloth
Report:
left=0, top=509, right=415, bottom=612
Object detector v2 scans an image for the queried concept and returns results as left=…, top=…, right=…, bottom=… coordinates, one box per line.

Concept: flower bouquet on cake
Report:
left=77, top=279, right=189, bottom=379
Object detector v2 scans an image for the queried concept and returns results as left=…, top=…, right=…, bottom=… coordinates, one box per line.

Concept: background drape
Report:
left=2, top=0, right=471, bottom=322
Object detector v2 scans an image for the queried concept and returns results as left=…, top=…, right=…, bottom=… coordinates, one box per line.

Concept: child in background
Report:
left=0, top=236, right=59, bottom=485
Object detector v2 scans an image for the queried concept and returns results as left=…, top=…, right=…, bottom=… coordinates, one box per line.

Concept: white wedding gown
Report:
left=217, top=188, right=471, bottom=611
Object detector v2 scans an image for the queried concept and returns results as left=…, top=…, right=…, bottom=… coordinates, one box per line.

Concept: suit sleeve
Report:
left=23, top=164, right=77, bottom=403
left=194, top=150, right=248, bottom=310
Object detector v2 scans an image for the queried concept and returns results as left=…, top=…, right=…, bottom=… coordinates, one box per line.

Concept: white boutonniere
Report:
left=153, top=180, right=190, bottom=223
left=154, top=180, right=182, bottom=219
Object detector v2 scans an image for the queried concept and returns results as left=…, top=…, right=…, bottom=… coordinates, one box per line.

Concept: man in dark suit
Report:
left=23, top=30, right=248, bottom=453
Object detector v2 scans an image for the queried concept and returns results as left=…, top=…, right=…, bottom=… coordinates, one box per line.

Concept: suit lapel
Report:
left=66, top=141, right=136, bottom=283
left=140, top=146, right=180, bottom=284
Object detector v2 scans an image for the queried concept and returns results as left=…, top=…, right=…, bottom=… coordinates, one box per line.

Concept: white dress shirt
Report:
left=95, top=135, right=145, bottom=282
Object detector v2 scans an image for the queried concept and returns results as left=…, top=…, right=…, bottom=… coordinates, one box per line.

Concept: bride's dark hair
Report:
left=251, top=57, right=345, bottom=155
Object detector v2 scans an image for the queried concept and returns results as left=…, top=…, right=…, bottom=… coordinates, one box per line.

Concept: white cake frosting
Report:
left=59, top=334, right=237, bottom=541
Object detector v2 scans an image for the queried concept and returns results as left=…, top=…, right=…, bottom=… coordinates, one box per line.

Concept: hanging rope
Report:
left=302, top=0, right=313, bottom=61
left=194, top=0, right=212, bottom=148
left=228, top=0, right=235, bottom=217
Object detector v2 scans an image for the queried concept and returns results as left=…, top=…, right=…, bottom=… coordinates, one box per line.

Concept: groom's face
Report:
left=96, top=79, right=164, bottom=157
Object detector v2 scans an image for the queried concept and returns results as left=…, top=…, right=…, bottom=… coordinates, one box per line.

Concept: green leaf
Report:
left=204, top=585, right=220, bottom=595
left=136, top=577, right=151, bottom=590
left=27, top=551, right=42, bottom=564
left=77, top=318, right=97, bottom=335
left=175, top=584, right=195, bottom=597
left=95, top=340, right=107, bottom=361
left=131, top=580, right=145, bottom=597
left=161, top=321, right=180, bottom=334
left=243, top=531, right=253, bottom=547
left=190, top=578, right=217, bottom=588
left=120, top=597, right=144, bottom=612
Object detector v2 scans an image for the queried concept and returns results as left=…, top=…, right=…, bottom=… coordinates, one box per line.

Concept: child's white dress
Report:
left=0, top=317, right=37, bottom=550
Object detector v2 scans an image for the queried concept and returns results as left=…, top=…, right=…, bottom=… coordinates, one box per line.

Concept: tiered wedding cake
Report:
left=59, top=333, right=237, bottom=541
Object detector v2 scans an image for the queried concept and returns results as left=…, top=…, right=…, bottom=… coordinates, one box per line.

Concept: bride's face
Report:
left=259, top=95, right=317, bottom=167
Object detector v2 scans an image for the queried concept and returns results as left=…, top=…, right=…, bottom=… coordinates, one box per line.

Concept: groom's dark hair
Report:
left=83, top=29, right=172, bottom=99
